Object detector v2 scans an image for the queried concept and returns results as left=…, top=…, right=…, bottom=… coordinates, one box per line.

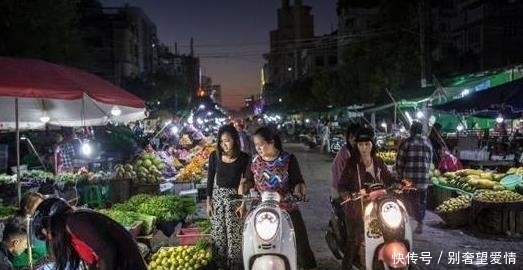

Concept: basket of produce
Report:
left=148, top=241, right=213, bottom=270
left=435, top=195, right=472, bottom=228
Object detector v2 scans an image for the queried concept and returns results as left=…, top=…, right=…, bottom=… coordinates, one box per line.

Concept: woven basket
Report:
left=437, top=207, right=470, bottom=228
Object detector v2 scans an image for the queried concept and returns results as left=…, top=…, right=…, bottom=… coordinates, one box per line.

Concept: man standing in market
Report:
left=54, top=128, right=78, bottom=174
left=396, top=121, right=433, bottom=234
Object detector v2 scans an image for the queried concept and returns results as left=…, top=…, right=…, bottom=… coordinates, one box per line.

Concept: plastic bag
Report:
left=438, top=151, right=463, bottom=173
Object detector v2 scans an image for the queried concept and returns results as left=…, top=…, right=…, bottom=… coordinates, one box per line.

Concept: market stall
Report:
left=429, top=167, right=523, bottom=236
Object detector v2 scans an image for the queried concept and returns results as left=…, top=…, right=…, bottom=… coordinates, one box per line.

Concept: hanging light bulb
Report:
left=40, top=112, right=50, bottom=123
left=81, top=141, right=92, bottom=156
left=457, top=124, right=464, bottom=132
left=496, top=114, right=504, bottom=123
left=111, top=105, right=122, bottom=116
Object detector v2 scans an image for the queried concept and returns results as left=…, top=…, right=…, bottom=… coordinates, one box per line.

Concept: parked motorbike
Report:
left=325, top=196, right=346, bottom=260
left=329, top=135, right=345, bottom=156
left=338, top=182, right=414, bottom=270
left=242, top=190, right=301, bottom=270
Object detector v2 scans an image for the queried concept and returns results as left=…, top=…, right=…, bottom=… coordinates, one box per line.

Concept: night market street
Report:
left=146, top=142, right=523, bottom=270
left=285, top=143, right=523, bottom=270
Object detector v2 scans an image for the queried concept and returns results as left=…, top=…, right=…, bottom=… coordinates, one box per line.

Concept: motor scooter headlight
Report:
left=255, top=210, right=279, bottom=241
left=380, top=201, right=402, bottom=228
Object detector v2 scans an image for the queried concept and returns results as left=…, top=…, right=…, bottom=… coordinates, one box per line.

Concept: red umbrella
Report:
left=0, top=57, right=146, bottom=203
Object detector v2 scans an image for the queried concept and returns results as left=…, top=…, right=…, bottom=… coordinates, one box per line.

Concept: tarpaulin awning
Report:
left=431, top=77, right=523, bottom=115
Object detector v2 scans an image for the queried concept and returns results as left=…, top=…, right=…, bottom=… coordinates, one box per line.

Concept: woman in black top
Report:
left=206, top=124, right=250, bottom=270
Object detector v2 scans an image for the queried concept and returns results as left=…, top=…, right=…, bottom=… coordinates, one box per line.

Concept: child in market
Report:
left=0, top=215, right=29, bottom=270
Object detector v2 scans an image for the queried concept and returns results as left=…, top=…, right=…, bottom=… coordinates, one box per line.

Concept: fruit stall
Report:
left=430, top=167, right=523, bottom=236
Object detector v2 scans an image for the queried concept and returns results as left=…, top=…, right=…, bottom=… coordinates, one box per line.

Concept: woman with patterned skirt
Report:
left=206, top=124, right=251, bottom=270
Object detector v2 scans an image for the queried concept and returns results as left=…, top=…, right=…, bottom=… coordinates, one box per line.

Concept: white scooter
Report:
left=341, top=182, right=414, bottom=270
left=242, top=190, right=298, bottom=270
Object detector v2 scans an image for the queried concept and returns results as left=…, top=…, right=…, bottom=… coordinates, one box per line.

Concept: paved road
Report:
left=287, top=143, right=523, bottom=270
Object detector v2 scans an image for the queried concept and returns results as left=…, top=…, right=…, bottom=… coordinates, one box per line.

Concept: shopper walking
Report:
left=396, top=121, right=433, bottom=234
left=206, top=124, right=251, bottom=270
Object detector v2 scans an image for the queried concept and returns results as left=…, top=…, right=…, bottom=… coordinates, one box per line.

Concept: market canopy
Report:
left=0, top=57, right=146, bottom=129
left=431, top=77, right=523, bottom=115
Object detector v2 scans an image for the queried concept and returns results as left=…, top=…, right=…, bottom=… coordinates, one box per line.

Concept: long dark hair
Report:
left=254, top=126, right=283, bottom=152
left=217, top=124, right=241, bottom=158
left=48, top=213, right=81, bottom=270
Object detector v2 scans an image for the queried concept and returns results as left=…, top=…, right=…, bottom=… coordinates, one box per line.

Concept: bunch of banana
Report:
left=435, top=195, right=471, bottom=213
left=474, top=190, right=523, bottom=203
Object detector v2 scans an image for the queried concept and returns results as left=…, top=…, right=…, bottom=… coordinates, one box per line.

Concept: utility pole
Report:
left=419, top=0, right=432, bottom=88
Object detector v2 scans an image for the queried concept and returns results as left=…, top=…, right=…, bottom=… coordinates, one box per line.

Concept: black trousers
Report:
left=341, top=215, right=363, bottom=270
left=289, top=210, right=317, bottom=269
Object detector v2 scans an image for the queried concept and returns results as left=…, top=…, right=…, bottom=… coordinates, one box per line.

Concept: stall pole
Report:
left=16, top=98, right=21, bottom=206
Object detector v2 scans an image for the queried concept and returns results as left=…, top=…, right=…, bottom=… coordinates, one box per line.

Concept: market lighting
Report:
left=110, top=105, right=122, bottom=116
left=457, top=124, right=464, bottom=132
left=197, top=118, right=203, bottom=125
left=496, top=114, right=504, bottom=123
left=39, top=112, right=50, bottom=123
left=199, top=104, right=206, bottom=110
left=461, top=88, right=470, bottom=97
left=81, top=141, right=92, bottom=156
left=305, top=119, right=310, bottom=123
left=416, top=111, right=424, bottom=119
left=187, top=114, right=194, bottom=124
left=380, top=121, right=387, bottom=128
left=170, top=126, right=179, bottom=134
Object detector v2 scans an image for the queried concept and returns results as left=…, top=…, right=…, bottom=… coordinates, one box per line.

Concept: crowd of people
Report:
left=0, top=116, right=439, bottom=270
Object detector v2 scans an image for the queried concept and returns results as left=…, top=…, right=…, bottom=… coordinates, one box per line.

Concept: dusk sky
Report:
left=102, top=0, right=337, bottom=110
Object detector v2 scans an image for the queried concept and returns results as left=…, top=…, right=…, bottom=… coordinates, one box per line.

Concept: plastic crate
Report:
left=437, top=207, right=470, bottom=229
left=176, top=227, right=211, bottom=245
left=179, top=189, right=198, bottom=203
left=174, top=182, right=196, bottom=194
left=126, top=221, right=143, bottom=238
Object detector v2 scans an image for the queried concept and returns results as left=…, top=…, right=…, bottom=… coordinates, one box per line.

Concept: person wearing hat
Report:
left=396, top=121, right=432, bottom=234
left=337, top=127, right=395, bottom=269
left=32, top=197, right=147, bottom=270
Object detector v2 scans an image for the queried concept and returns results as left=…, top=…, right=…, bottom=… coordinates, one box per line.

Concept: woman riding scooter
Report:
left=337, top=127, right=396, bottom=269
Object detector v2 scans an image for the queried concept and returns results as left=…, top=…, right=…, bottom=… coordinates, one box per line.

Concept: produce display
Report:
left=112, top=194, right=197, bottom=222
left=189, top=219, right=211, bottom=234
left=435, top=195, right=471, bottom=213
left=0, top=202, right=17, bottom=217
left=148, top=242, right=212, bottom=270
left=114, top=163, right=137, bottom=180
left=0, top=174, right=14, bottom=183
left=179, top=134, right=193, bottom=147
left=134, top=153, right=167, bottom=184
left=377, top=151, right=396, bottom=165
left=474, top=190, right=523, bottom=203
left=98, top=208, right=157, bottom=235
left=431, top=169, right=506, bottom=194
left=176, top=145, right=214, bottom=183
left=177, top=156, right=206, bottom=183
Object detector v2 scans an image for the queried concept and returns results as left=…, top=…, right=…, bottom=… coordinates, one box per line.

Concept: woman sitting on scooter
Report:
left=243, top=126, right=317, bottom=269
left=337, top=127, right=395, bottom=269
